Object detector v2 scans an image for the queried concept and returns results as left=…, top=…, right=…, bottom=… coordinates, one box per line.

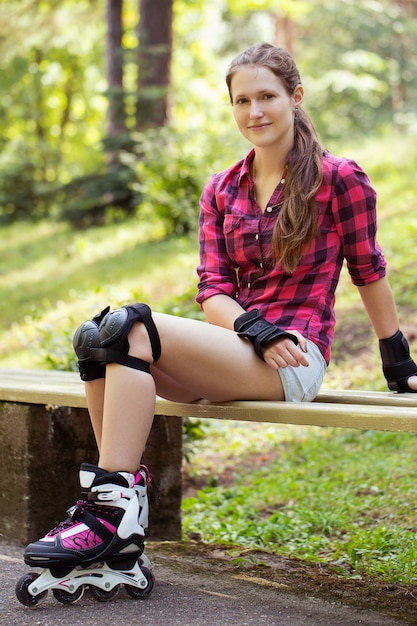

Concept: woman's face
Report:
left=230, top=65, right=303, bottom=151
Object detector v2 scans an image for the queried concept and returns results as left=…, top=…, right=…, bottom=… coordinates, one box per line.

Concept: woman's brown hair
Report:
left=226, top=43, right=323, bottom=274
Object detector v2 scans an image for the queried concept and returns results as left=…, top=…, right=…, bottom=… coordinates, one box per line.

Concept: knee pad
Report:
left=94, top=303, right=161, bottom=373
left=73, top=307, right=110, bottom=381
left=73, top=303, right=161, bottom=381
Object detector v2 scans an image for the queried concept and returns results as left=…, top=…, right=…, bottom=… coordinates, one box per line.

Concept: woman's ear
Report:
left=293, top=84, right=304, bottom=109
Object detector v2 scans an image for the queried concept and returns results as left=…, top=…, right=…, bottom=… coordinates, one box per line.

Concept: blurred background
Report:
left=0, top=0, right=416, bottom=387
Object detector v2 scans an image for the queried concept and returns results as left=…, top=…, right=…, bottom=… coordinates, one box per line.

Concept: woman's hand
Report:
left=262, top=330, right=309, bottom=370
left=406, top=375, right=417, bottom=391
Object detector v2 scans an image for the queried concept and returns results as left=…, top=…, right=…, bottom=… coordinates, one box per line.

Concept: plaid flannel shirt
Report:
left=196, top=150, right=386, bottom=364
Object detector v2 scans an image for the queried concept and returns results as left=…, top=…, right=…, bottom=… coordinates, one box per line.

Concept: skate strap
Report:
left=92, top=488, right=133, bottom=502
left=135, top=464, right=152, bottom=487
left=68, top=502, right=115, bottom=544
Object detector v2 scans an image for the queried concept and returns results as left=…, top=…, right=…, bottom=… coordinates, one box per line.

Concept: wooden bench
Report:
left=1, top=368, right=417, bottom=545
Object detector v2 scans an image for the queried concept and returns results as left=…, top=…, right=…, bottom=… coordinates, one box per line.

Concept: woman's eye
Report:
left=262, top=93, right=274, bottom=100
left=235, top=98, right=248, bottom=105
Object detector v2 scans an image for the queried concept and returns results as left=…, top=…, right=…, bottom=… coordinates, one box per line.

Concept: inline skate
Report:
left=15, top=463, right=154, bottom=607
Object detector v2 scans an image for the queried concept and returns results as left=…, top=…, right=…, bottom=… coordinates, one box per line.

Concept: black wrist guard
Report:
left=234, top=309, right=298, bottom=361
left=379, top=330, right=417, bottom=392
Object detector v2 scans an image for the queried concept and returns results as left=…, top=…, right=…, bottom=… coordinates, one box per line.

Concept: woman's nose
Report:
left=249, top=100, right=264, bottom=118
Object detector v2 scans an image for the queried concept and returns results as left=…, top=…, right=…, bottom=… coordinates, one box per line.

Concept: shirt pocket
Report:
left=223, top=214, right=261, bottom=268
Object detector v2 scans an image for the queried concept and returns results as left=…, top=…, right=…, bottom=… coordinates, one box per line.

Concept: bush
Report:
left=134, top=127, right=208, bottom=236
left=0, top=137, right=55, bottom=223
left=55, top=166, right=139, bottom=228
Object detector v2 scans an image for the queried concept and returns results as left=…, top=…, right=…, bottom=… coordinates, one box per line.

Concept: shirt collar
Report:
left=238, top=149, right=255, bottom=185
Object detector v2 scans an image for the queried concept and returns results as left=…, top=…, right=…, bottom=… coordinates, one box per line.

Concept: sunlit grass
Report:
left=0, top=217, right=199, bottom=367
left=182, top=421, right=417, bottom=583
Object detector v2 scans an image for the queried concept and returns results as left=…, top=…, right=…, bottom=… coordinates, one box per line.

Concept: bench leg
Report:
left=0, top=402, right=182, bottom=544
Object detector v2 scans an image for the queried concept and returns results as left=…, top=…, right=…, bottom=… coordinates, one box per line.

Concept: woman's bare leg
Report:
left=85, top=378, right=105, bottom=450
left=151, top=313, right=286, bottom=401
left=98, top=366, right=156, bottom=472
left=84, top=311, right=289, bottom=473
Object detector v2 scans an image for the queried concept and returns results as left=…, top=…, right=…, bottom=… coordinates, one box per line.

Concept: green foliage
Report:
left=297, top=0, right=417, bottom=139
left=0, top=1, right=106, bottom=221
left=134, top=128, right=209, bottom=235
left=35, top=320, right=79, bottom=373
left=182, top=424, right=417, bottom=583
left=183, top=418, right=209, bottom=463
left=0, top=138, right=41, bottom=222
left=2, top=0, right=417, bottom=223
left=56, top=166, right=139, bottom=227
left=160, top=283, right=205, bottom=321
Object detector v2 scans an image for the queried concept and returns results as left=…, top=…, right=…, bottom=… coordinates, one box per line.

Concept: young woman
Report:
left=19, top=43, right=417, bottom=602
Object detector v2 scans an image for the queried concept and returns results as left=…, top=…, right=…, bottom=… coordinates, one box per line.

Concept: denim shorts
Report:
left=278, top=339, right=327, bottom=402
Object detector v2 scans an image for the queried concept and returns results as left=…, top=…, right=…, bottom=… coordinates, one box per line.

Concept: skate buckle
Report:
left=96, top=490, right=124, bottom=502
left=137, top=465, right=152, bottom=486
left=66, top=504, right=79, bottom=518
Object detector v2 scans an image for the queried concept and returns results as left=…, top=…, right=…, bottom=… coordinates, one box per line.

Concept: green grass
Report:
left=0, top=215, right=200, bottom=368
left=182, top=421, right=417, bottom=583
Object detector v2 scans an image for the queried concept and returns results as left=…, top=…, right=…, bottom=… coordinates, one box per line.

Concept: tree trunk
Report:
left=136, top=0, right=173, bottom=130
left=274, top=13, right=295, bottom=55
left=106, top=0, right=126, bottom=138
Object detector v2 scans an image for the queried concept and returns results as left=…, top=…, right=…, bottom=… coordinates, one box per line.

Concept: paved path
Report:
left=0, top=539, right=414, bottom=625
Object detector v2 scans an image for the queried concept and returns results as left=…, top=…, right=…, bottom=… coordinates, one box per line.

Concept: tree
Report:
left=136, top=0, right=174, bottom=129
left=55, top=0, right=177, bottom=225
left=106, top=0, right=126, bottom=139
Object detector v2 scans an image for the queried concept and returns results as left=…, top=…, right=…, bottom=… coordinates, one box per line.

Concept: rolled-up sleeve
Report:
left=331, top=159, right=387, bottom=286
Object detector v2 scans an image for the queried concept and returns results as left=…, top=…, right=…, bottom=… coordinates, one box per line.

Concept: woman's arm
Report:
left=357, top=276, right=399, bottom=339
left=202, top=294, right=245, bottom=330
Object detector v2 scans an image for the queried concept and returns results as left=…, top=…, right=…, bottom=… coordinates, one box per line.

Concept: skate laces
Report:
left=47, top=469, right=151, bottom=537
left=47, top=500, right=118, bottom=537
left=46, top=500, right=93, bottom=536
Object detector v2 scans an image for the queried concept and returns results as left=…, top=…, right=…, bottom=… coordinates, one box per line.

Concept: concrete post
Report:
left=0, top=401, right=182, bottom=544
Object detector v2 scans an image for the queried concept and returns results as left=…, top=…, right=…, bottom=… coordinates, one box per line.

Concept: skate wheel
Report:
left=15, top=572, right=48, bottom=607
left=90, top=584, right=120, bottom=602
left=53, top=586, right=84, bottom=604
left=125, top=566, right=154, bottom=599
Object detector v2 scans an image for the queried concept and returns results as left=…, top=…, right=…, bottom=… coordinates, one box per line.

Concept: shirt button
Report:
left=255, top=234, right=259, bottom=240
left=266, top=206, right=273, bottom=213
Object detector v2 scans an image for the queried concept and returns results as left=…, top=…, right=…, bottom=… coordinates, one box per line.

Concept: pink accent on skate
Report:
left=59, top=519, right=117, bottom=551
left=61, top=525, right=102, bottom=550
left=58, top=578, right=72, bottom=590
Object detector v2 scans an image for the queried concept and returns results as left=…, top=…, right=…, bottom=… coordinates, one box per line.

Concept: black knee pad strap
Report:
left=99, top=304, right=161, bottom=360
